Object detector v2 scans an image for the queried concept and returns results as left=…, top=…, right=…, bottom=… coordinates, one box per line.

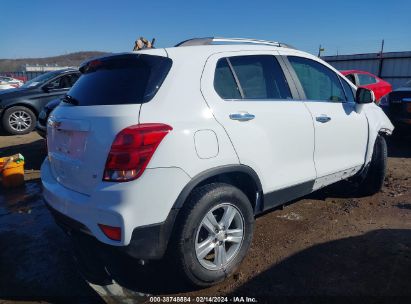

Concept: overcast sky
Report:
left=1, top=0, right=410, bottom=58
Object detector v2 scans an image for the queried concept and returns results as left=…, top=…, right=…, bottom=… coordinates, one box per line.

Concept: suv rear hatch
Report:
left=47, top=52, right=172, bottom=195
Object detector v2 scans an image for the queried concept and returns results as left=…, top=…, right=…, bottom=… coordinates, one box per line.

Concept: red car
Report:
left=341, top=70, right=392, bottom=103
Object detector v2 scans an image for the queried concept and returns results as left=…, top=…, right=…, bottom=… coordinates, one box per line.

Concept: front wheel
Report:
left=357, top=135, right=387, bottom=196
left=2, top=106, right=36, bottom=135
left=170, top=183, right=254, bottom=287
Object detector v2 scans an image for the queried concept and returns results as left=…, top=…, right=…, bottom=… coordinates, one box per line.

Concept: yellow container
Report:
left=0, top=157, right=25, bottom=188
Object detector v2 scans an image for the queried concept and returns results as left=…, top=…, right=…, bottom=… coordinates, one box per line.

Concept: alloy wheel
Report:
left=8, top=110, right=32, bottom=132
left=195, top=203, right=245, bottom=271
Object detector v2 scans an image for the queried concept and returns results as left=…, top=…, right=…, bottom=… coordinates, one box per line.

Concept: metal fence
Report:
left=323, top=51, right=411, bottom=89
left=0, top=71, right=46, bottom=82
left=3, top=52, right=411, bottom=89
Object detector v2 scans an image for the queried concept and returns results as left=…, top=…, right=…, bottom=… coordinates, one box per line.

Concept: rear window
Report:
left=66, top=54, right=172, bottom=106
left=357, top=73, right=377, bottom=85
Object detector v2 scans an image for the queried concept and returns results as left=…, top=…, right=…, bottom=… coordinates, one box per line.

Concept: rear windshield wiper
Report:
left=62, top=94, right=79, bottom=105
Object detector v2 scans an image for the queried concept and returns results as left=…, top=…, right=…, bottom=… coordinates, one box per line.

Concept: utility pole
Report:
left=378, top=39, right=384, bottom=77
left=317, top=45, right=325, bottom=57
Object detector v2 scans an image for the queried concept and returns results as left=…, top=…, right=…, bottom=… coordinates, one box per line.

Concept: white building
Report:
left=23, top=64, right=77, bottom=72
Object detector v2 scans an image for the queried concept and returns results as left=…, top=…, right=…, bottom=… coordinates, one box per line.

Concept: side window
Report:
left=288, top=56, right=346, bottom=102
left=47, top=77, right=62, bottom=89
left=357, top=74, right=377, bottom=85
left=69, top=73, right=80, bottom=86
left=229, top=55, right=292, bottom=99
left=345, top=74, right=356, bottom=85
left=58, top=75, right=73, bottom=88
left=340, top=77, right=356, bottom=103
left=214, top=59, right=242, bottom=99
left=213, top=55, right=292, bottom=100
left=46, top=75, right=71, bottom=89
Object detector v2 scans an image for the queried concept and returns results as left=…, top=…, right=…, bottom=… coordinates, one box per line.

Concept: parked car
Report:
left=0, top=69, right=80, bottom=135
left=3, top=73, right=27, bottom=83
left=341, top=70, right=392, bottom=103
left=0, top=83, right=16, bottom=91
left=379, top=80, right=411, bottom=129
left=36, top=98, right=60, bottom=138
left=0, top=76, right=24, bottom=88
left=41, top=37, right=394, bottom=287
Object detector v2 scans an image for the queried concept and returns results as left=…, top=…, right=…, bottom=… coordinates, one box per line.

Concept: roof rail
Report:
left=175, top=37, right=293, bottom=48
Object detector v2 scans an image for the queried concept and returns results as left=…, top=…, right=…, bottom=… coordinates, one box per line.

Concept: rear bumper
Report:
left=46, top=200, right=178, bottom=260
left=41, top=158, right=190, bottom=256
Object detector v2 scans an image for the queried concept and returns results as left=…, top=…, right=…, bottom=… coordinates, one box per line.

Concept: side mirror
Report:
left=356, top=88, right=375, bottom=104
left=42, top=85, right=51, bottom=93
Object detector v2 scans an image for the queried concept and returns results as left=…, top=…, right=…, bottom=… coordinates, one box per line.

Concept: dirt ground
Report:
left=0, top=131, right=410, bottom=303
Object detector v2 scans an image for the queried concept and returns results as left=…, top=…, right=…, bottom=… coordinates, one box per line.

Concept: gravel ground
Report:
left=0, top=131, right=410, bottom=303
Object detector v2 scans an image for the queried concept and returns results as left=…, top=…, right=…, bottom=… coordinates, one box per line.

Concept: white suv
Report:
left=41, top=37, right=394, bottom=287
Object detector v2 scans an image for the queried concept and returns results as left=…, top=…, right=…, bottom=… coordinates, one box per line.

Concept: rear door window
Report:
left=214, top=59, right=242, bottom=99
left=67, top=54, right=172, bottom=106
left=214, top=55, right=292, bottom=100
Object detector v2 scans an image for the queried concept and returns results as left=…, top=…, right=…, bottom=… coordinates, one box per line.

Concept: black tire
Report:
left=2, top=106, right=36, bottom=135
left=357, top=135, right=387, bottom=196
left=169, top=183, right=254, bottom=287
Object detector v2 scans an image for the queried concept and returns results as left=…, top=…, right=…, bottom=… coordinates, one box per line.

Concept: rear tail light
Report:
left=103, top=123, right=172, bottom=182
left=98, top=224, right=121, bottom=241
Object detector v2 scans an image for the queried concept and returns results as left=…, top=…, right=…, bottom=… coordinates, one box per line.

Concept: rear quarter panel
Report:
left=138, top=47, right=240, bottom=178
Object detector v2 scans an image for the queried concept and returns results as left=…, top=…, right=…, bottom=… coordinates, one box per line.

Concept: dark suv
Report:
left=0, top=69, right=80, bottom=135
left=379, top=80, right=411, bottom=130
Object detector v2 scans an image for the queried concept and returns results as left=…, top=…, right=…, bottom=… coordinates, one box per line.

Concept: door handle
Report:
left=316, top=115, right=331, bottom=123
left=229, top=112, right=255, bottom=121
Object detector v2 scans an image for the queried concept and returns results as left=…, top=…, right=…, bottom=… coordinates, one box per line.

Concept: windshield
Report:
left=405, top=80, right=411, bottom=88
left=21, top=71, right=61, bottom=88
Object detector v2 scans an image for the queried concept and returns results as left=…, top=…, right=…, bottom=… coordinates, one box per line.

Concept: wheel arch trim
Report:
left=378, top=127, right=392, bottom=136
left=172, top=165, right=263, bottom=210
left=2, top=102, right=39, bottom=117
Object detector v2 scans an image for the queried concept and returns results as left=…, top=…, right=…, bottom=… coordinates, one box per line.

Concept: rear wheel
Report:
left=2, top=106, right=36, bottom=135
left=170, top=183, right=254, bottom=287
